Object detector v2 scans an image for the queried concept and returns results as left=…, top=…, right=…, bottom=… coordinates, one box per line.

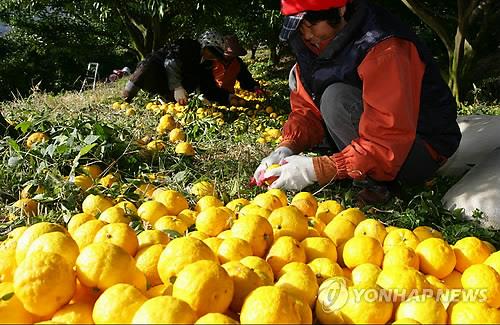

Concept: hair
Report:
left=304, top=2, right=354, bottom=28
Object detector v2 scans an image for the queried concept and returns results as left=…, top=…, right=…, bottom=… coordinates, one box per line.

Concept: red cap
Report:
left=281, top=0, right=348, bottom=15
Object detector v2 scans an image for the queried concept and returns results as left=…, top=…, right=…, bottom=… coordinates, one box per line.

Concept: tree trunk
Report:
left=268, top=44, right=280, bottom=64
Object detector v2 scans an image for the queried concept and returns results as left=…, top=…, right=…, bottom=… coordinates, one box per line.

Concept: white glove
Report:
left=253, top=146, right=293, bottom=185
left=174, top=87, right=188, bottom=105
left=264, top=155, right=317, bottom=191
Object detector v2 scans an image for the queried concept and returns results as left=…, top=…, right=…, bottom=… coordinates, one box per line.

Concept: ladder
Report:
left=80, top=62, right=99, bottom=92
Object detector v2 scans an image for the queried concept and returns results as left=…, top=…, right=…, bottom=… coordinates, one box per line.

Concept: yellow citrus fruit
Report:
left=26, top=231, right=79, bottom=267
left=383, top=245, right=420, bottom=270
left=413, top=225, right=443, bottom=241
left=334, top=207, right=366, bottom=225
left=315, top=276, right=351, bottom=324
left=14, top=252, right=75, bottom=318
left=70, top=278, right=100, bottom=305
left=92, top=283, right=147, bottom=323
left=12, top=198, right=38, bottom=217
left=135, top=244, right=164, bottom=286
left=338, top=285, right=394, bottom=324
left=0, top=282, right=35, bottom=323
left=343, top=236, right=384, bottom=268
left=276, top=262, right=318, bottom=306
left=81, top=194, right=114, bottom=216
left=301, top=237, right=337, bottom=262
left=51, top=302, right=93, bottom=324
left=26, top=132, right=49, bottom=149
left=351, top=263, right=382, bottom=288
left=222, top=261, right=263, bottom=312
left=315, top=200, right=344, bottom=224
left=137, top=229, right=170, bottom=249
left=145, top=283, right=172, bottom=298
left=415, top=238, right=456, bottom=279
left=252, top=193, right=283, bottom=211
left=238, top=203, right=271, bottom=219
left=231, top=214, right=274, bottom=257
left=461, top=264, right=500, bottom=308
left=483, top=241, right=497, bottom=254
left=383, top=228, right=420, bottom=252
left=75, top=242, right=138, bottom=291
left=72, top=219, right=106, bottom=250
left=307, top=226, right=321, bottom=237
left=266, top=236, right=306, bottom=276
left=98, top=172, right=120, bottom=188
left=98, top=206, right=130, bottom=224
left=291, top=192, right=318, bottom=210
left=442, top=269, right=463, bottom=289
left=114, top=200, right=138, bottom=216
left=196, top=206, right=233, bottom=237
left=354, top=218, right=387, bottom=244
left=157, top=114, right=177, bottom=133
left=195, top=312, right=239, bottom=324
left=0, top=240, right=17, bottom=283
left=137, top=200, right=169, bottom=225
left=152, top=189, right=189, bottom=215
left=134, top=183, right=157, bottom=198
left=93, top=223, right=138, bottom=256
left=203, top=237, right=224, bottom=255
left=190, top=180, right=215, bottom=197
left=225, top=198, right=250, bottom=213
left=266, top=188, right=288, bottom=207
left=133, top=295, right=197, bottom=323
left=240, top=286, right=311, bottom=323
left=323, top=216, right=356, bottom=247
left=376, top=266, right=431, bottom=302
left=169, top=127, right=186, bottom=143
left=308, top=257, right=343, bottom=285
left=290, top=199, right=317, bottom=218
left=267, top=205, right=308, bottom=241
left=395, top=294, right=447, bottom=324
left=187, top=230, right=209, bottom=240
left=67, top=213, right=95, bottom=236
left=15, top=222, right=67, bottom=264
left=484, top=250, right=500, bottom=274
left=175, top=141, right=195, bottom=156
left=308, top=216, right=326, bottom=234
left=172, top=260, right=234, bottom=316
left=154, top=215, right=189, bottom=236
left=6, top=226, right=28, bottom=241
left=177, top=209, right=198, bottom=226
left=80, top=164, right=102, bottom=179
left=217, top=238, right=253, bottom=264
left=195, top=195, right=224, bottom=212
left=453, top=236, right=491, bottom=272
left=447, top=300, right=500, bottom=324
left=240, top=256, right=275, bottom=286
left=157, top=237, right=217, bottom=285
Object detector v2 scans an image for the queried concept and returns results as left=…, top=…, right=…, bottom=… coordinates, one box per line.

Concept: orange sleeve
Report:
left=280, top=64, right=325, bottom=153
left=313, top=38, right=426, bottom=184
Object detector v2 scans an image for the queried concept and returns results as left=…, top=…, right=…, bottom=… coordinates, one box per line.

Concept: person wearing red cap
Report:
left=254, top=0, right=461, bottom=203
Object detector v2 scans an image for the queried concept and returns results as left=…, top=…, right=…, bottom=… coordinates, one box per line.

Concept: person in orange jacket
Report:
left=254, top=0, right=461, bottom=203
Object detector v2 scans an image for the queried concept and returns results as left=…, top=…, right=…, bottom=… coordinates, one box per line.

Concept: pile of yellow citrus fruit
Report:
left=256, top=127, right=282, bottom=144
left=2, top=188, right=499, bottom=324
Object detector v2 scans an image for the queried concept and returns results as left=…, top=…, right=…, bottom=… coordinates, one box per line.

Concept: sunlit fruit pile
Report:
left=2, top=184, right=500, bottom=324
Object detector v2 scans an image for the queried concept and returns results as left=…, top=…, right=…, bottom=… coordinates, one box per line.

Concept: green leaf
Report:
left=6, top=138, right=20, bottom=153
left=83, top=135, right=100, bottom=144
left=15, top=121, right=31, bottom=133
left=1, top=292, right=14, bottom=301
left=79, top=143, right=97, bottom=157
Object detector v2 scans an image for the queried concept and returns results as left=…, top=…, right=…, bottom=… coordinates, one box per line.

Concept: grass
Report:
left=0, top=56, right=499, bottom=248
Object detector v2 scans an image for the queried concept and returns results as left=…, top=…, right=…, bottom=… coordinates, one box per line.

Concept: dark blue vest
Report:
left=289, top=0, right=461, bottom=158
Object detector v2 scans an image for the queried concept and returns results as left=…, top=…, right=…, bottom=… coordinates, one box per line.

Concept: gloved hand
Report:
left=174, top=87, right=188, bottom=105
left=253, top=146, right=293, bottom=186
left=263, top=155, right=317, bottom=191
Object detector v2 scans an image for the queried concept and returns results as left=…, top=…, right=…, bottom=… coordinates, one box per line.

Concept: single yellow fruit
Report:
left=290, top=199, right=317, bottom=218
left=137, top=229, right=170, bottom=249
left=14, top=252, right=76, bottom=318
left=231, top=214, right=274, bottom=257
left=146, top=283, right=172, bottom=298
left=93, top=223, right=138, bottom=256
left=323, top=217, right=356, bottom=248
left=133, top=295, right=197, bottom=324
left=172, top=260, right=234, bottom=316
left=146, top=139, right=167, bottom=151
left=238, top=203, right=271, bottom=219
left=334, top=207, right=366, bottom=225
left=252, top=193, right=282, bottom=211
left=415, top=238, right=456, bottom=279
left=343, top=236, right=384, bottom=268
left=26, top=231, right=79, bottom=267
left=266, top=188, right=288, bottom=207
left=240, top=286, right=310, bottom=324
left=240, top=255, right=274, bottom=286
left=26, top=132, right=49, bottom=149
left=190, top=180, right=215, bottom=197
left=226, top=197, right=251, bottom=213
left=351, top=263, right=381, bottom=288
left=315, top=276, right=351, bottom=324
left=80, top=164, right=102, bottom=179
left=217, top=238, right=253, bottom=264
left=484, top=250, right=500, bottom=274
left=177, top=209, right=198, bottom=226
left=137, top=200, right=169, bottom=224
left=169, top=127, right=186, bottom=143
left=72, top=219, right=106, bottom=250
left=395, top=294, right=447, bottom=324
left=267, top=206, right=308, bottom=241
left=383, top=228, right=420, bottom=252
left=376, top=266, right=431, bottom=302
left=196, top=206, right=233, bottom=237
left=413, top=225, right=443, bottom=241
left=98, top=205, right=130, bottom=224
left=301, top=237, right=337, bottom=263
left=383, top=245, right=420, bottom=270
left=154, top=215, right=189, bottom=236
left=315, top=200, right=344, bottom=224
left=51, top=302, right=93, bottom=324
left=0, top=240, right=17, bottom=283
left=175, top=141, right=195, bottom=156
left=291, top=192, right=318, bottom=211
left=195, top=313, right=239, bottom=324
left=152, top=189, right=189, bottom=215
left=275, top=262, right=318, bottom=306
left=266, top=236, right=306, bottom=276
left=195, top=195, right=224, bottom=212
left=339, top=286, right=393, bottom=324
left=308, top=257, right=344, bottom=285
left=447, top=300, right=500, bottom=324
left=81, top=194, right=114, bottom=216
left=157, top=114, right=177, bottom=133
left=354, top=218, right=387, bottom=244
left=67, top=213, right=95, bottom=236
left=222, top=261, right=263, bottom=312
left=453, top=236, right=491, bottom=272
left=157, top=237, right=217, bottom=285
left=98, top=172, right=120, bottom=188
left=92, top=283, right=147, bottom=324
left=75, top=242, right=138, bottom=291
left=114, top=200, right=138, bottom=216
left=15, top=222, right=67, bottom=264
left=461, top=264, right=500, bottom=308
left=0, top=282, right=35, bottom=323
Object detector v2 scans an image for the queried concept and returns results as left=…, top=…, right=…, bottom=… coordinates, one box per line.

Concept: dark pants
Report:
left=319, top=83, right=440, bottom=185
